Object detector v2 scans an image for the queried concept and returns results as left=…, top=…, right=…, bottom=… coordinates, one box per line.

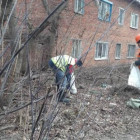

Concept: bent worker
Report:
left=48, top=55, right=83, bottom=103
left=135, top=34, right=140, bottom=67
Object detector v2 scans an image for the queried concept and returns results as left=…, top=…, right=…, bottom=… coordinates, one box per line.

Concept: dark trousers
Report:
left=48, top=60, right=71, bottom=101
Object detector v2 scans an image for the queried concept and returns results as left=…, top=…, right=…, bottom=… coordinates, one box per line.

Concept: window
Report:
left=118, top=8, right=125, bottom=25
left=98, top=0, right=113, bottom=22
left=127, top=44, right=136, bottom=58
left=72, top=39, right=82, bottom=58
left=74, top=0, right=84, bottom=15
left=95, top=42, right=108, bottom=60
left=130, top=13, right=139, bottom=29
left=115, top=44, right=121, bottom=59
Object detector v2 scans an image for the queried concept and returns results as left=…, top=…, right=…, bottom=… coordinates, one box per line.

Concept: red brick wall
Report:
left=55, top=0, right=140, bottom=67
left=16, top=0, right=46, bottom=27
left=15, top=0, right=140, bottom=68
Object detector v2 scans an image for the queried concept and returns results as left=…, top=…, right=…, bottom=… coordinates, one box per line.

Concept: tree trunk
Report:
left=0, top=0, right=17, bottom=54
left=41, top=0, right=68, bottom=69
left=0, top=0, right=2, bottom=34
left=9, top=2, right=17, bottom=55
left=41, top=0, right=50, bottom=14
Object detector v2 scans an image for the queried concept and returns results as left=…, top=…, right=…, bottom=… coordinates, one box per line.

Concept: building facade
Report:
left=16, top=0, right=140, bottom=68
left=54, top=0, right=140, bottom=67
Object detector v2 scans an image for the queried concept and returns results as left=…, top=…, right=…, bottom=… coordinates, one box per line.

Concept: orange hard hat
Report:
left=135, top=34, right=140, bottom=43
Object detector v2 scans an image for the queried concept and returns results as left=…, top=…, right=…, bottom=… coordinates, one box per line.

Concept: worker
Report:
left=135, top=34, right=140, bottom=68
left=48, top=55, right=83, bottom=103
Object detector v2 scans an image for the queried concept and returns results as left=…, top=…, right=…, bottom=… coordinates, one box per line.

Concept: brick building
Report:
left=53, top=0, right=140, bottom=67
left=16, top=0, right=140, bottom=68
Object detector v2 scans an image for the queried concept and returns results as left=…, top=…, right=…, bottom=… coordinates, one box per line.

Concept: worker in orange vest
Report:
left=135, top=34, right=140, bottom=68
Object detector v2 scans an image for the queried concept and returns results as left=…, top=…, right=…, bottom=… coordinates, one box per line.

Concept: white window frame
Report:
left=115, top=43, right=121, bottom=59
left=95, top=41, right=109, bottom=60
left=72, top=39, right=82, bottom=58
left=74, top=0, right=84, bottom=15
left=98, top=0, right=113, bottom=22
left=127, top=44, right=136, bottom=58
left=130, top=13, right=139, bottom=29
left=118, top=8, right=125, bottom=25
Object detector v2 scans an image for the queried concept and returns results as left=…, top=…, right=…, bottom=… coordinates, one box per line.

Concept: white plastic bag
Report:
left=70, top=73, right=77, bottom=94
left=128, top=63, right=140, bottom=89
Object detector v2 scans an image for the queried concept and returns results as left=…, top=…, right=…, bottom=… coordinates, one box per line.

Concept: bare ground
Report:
left=0, top=65, right=140, bottom=140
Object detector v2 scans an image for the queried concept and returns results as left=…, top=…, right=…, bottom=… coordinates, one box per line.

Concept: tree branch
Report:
left=0, top=0, right=68, bottom=77
left=41, top=0, right=50, bottom=14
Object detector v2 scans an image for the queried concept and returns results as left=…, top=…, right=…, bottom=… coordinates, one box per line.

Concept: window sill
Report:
left=95, top=58, right=108, bottom=60
left=127, top=57, right=135, bottom=59
left=98, top=18, right=110, bottom=22
left=74, top=11, right=84, bottom=15
left=130, top=26, right=138, bottom=30
left=118, top=23, right=124, bottom=26
left=115, top=58, right=121, bottom=60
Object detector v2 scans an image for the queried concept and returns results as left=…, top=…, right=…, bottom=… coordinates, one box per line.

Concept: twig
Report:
left=0, top=0, right=68, bottom=76
left=0, top=125, right=16, bottom=131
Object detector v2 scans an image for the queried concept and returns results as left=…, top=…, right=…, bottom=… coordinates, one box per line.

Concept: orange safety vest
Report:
left=137, top=49, right=140, bottom=69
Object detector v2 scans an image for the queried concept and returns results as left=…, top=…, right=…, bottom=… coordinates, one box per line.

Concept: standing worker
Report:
left=48, top=55, right=83, bottom=103
left=135, top=34, right=140, bottom=67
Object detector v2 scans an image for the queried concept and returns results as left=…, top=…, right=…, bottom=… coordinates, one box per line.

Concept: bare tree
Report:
left=42, top=0, right=50, bottom=14
left=41, top=0, right=68, bottom=69
left=0, top=0, right=17, bottom=54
